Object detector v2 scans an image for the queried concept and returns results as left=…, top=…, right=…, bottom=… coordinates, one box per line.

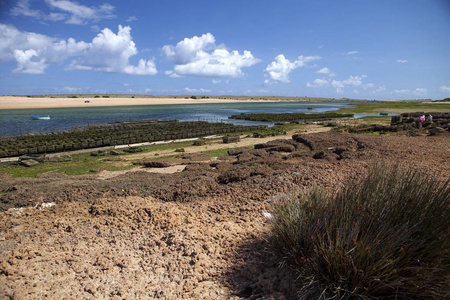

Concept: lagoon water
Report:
left=0, top=101, right=352, bottom=137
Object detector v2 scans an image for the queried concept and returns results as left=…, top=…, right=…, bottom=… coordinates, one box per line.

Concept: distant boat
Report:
left=379, top=112, right=389, bottom=116
left=31, top=116, right=51, bottom=120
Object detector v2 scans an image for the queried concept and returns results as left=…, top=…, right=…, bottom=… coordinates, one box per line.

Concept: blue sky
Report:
left=0, top=0, right=449, bottom=100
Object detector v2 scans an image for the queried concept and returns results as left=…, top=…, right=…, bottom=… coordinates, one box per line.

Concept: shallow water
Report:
left=0, top=101, right=352, bottom=136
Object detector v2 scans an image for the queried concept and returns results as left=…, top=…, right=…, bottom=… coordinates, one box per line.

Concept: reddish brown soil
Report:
left=1, top=132, right=449, bottom=299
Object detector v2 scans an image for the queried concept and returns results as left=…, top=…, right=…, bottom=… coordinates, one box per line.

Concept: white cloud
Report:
left=127, top=16, right=137, bottom=22
left=10, top=0, right=116, bottom=25
left=13, top=49, right=47, bottom=74
left=338, top=51, right=360, bottom=59
left=338, top=50, right=359, bottom=55
left=61, top=86, right=80, bottom=93
left=414, top=88, right=427, bottom=95
left=264, top=54, right=320, bottom=84
left=0, top=23, right=54, bottom=62
left=10, top=0, right=42, bottom=18
left=163, top=33, right=260, bottom=78
left=124, top=59, right=157, bottom=75
left=331, top=79, right=345, bottom=88
left=331, top=76, right=366, bottom=90
left=212, top=79, right=221, bottom=84
left=397, top=59, right=408, bottom=63
left=163, top=33, right=216, bottom=64
left=306, top=75, right=374, bottom=93
left=0, top=24, right=157, bottom=75
left=374, top=86, right=386, bottom=93
left=91, top=25, right=101, bottom=32
left=68, top=25, right=157, bottom=75
left=316, top=67, right=335, bottom=76
left=306, top=78, right=329, bottom=88
left=393, top=89, right=409, bottom=94
left=316, top=67, right=330, bottom=74
left=392, top=88, right=427, bottom=96
left=165, top=70, right=182, bottom=78
left=343, top=75, right=363, bottom=86
left=184, top=87, right=211, bottom=93
left=440, top=85, right=450, bottom=92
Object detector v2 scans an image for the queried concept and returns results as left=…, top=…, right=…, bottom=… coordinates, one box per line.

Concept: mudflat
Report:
left=0, top=131, right=449, bottom=298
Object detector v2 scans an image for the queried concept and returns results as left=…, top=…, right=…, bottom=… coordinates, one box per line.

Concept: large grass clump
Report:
left=268, top=163, right=449, bottom=299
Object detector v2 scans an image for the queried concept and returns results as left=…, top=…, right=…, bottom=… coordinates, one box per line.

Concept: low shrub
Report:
left=268, top=163, right=450, bottom=299
left=253, top=126, right=286, bottom=138
left=192, top=139, right=205, bottom=146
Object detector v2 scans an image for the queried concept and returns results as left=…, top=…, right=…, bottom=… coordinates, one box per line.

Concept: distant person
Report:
left=419, top=115, right=425, bottom=123
left=428, top=114, right=433, bottom=122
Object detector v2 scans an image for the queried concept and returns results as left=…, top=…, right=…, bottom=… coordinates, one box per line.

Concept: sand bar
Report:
left=0, top=96, right=285, bottom=109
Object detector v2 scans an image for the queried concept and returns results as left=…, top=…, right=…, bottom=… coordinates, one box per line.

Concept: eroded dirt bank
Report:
left=1, top=132, right=449, bottom=299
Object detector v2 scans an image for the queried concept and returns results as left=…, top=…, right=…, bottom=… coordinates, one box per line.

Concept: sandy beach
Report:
left=0, top=96, right=281, bottom=109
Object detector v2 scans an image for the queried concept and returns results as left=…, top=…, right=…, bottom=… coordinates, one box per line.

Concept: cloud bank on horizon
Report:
left=0, top=0, right=449, bottom=100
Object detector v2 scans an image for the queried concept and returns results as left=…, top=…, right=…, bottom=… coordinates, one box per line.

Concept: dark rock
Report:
left=267, top=144, right=296, bottom=152
left=292, top=134, right=314, bottom=150
left=429, top=127, right=447, bottom=136
left=141, top=161, right=171, bottom=168
left=313, top=151, right=325, bottom=159
left=228, top=147, right=250, bottom=156
left=235, top=152, right=264, bottom=165
left=211, top=162, right=233, bottom=172
left=250, top=164, right=272, bottom=177
left=254, top=143, right=273, bottom=149
left=217, top=166, right=251, bottom=184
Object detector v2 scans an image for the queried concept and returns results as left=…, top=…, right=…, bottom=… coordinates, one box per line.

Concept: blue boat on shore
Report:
left=379, top=112, right=389, bottom=116
left=31, top=116, right=51, bottom=120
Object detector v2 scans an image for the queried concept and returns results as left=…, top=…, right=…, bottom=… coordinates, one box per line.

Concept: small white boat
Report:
left=31, top=116, right=51, bottom=120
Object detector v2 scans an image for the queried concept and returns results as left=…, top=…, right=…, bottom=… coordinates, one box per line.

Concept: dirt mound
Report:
left=1, top=132, right=449, bottom=299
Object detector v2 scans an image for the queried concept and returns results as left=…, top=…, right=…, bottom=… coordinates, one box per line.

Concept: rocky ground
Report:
left=0, top=131, right=449, bottom=299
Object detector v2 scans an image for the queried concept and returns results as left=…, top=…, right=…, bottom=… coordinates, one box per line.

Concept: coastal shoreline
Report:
left=0, top=96, right=296, bottom=109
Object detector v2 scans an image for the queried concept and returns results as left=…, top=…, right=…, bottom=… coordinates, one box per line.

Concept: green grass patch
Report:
left=268, top=163, right=450, bottom=299
left=338, top=101, right=450, bottom=114
left=200, top=148, right=230, bottom=157
left=0, top=152, right=133, bottom=177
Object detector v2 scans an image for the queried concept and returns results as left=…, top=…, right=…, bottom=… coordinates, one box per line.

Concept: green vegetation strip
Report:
left=229, top=112, right=353, bottom=122
left=337, top=101, right=450, bottom=114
